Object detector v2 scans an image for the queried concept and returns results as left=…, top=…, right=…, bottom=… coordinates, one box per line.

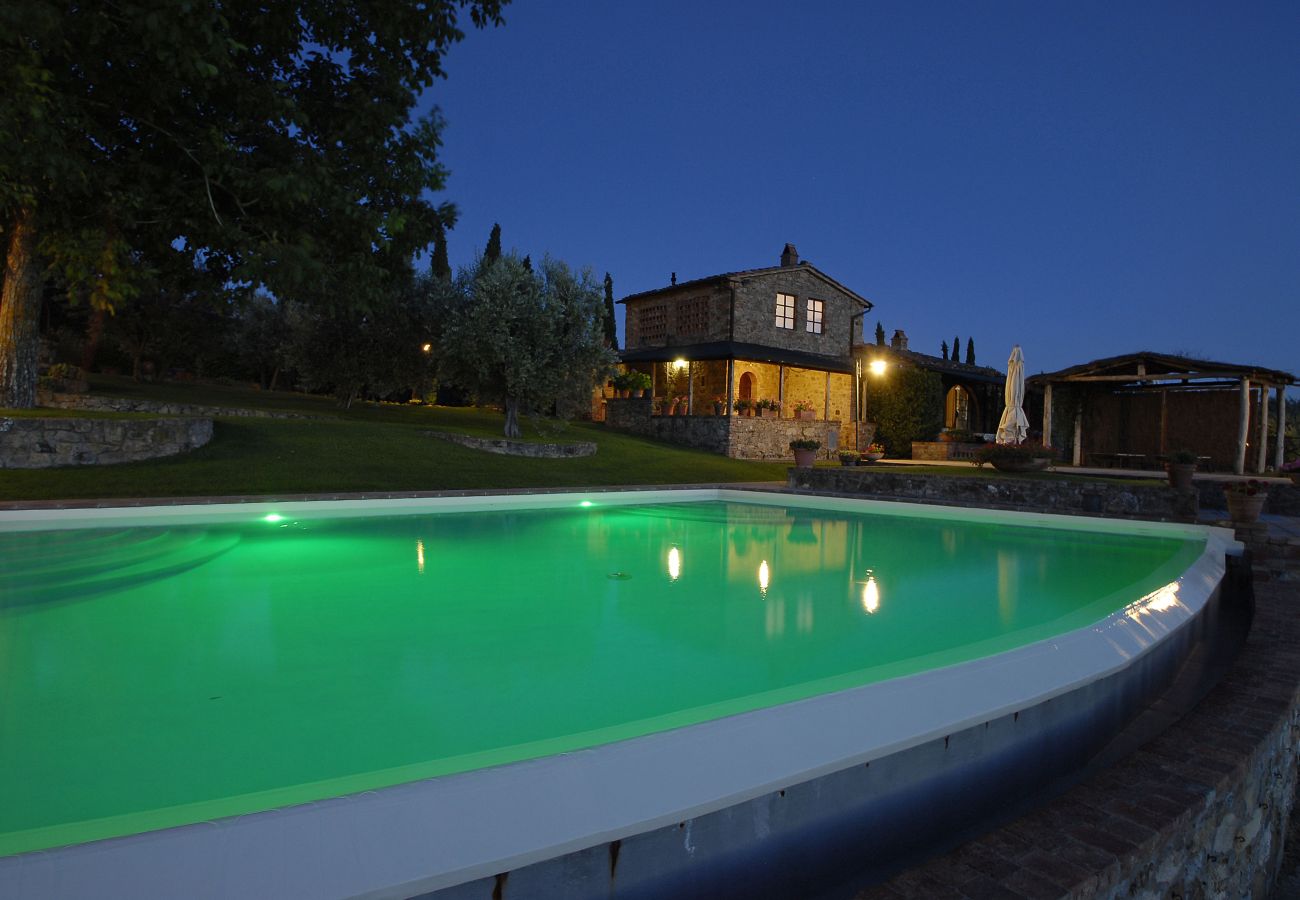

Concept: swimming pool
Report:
left=0, top=489, right=1236, bottom=898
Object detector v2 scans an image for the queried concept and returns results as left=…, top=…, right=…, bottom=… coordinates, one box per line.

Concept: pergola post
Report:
left=1072, top=409, right=1082, bottom=466
left=823, top=371, right=831, bottom=421
left=726, top=359, right=735, bottom=415
left=1255, top=383, right=1269, bottom=473
left=1276, top=384, right=1288, bottom=470
left=1042, top=383, right=1053, bottom=448
left=778, top=365, right=785, bottom=410
left=686, top=361, right=694, bottom=416
left=1235, top=377, right=1250, bottom=475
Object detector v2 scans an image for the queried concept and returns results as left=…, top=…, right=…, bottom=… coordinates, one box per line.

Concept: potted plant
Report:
left=735, top=398, right=754, bottom=417
left=790, top=438, right=821, bottom=467
left=861, top=442, right=885, bottom=463
left=793, top=400, right=816, bottom=421
left=838, top=450, right=860, bottom=467
left=674, top=395, right=688, bottom=416
left=759, top=399, right=781, bottom=419
left=629, top=371, right=652, bottom=398
left=1166, top=448, right=1197, bottom=491
left=610, top=372, right=632, bottom=398
left=712, top=395, right=726, bottom=416
left=1224, top=479, right=1268, bottom=524
left=972, top=441, right=1056, bottom=473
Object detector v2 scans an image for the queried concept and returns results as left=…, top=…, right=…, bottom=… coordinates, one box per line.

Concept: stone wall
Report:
left=605, top=397, right=842, bottom=459
left=0, top=416, right=213, bottom=468
left=911, top=441, right=986, bottom=461
left=624, top=282, right=732, bottom=348
left=38, top=391, right=311, bottom=419
left=731, top=267, right=860, bottom=359
left=424, top=430, right=595, bottom=458
left=788, top=466, right=1199, bottom=521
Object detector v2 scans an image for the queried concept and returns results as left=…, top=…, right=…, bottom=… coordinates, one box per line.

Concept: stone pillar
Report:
left=687, top=361, right=694, bottom=416
left=1072, top=409, right=1082, bottom=467
left=778, top=365, right=785, bottom=409
left=823, top=371, right=831, bottom=421
left=726, top=359, right=735, bottom=415
left=1235, top=377, right=1250, bottom=475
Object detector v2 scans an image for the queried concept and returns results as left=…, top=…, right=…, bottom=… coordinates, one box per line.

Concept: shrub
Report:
left=972, top=442, right=1056, bottom=468
left=1169, top=448, right=1197, bottom=465
left=790, top=439, right=821, bottom=451
left=867, top=367, right=943, bottom=456
left=838, top=450, right=860, bottom=463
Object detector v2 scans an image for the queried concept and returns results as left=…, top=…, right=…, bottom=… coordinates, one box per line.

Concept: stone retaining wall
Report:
left=0, top=416, right=213, bottom=468
left=605, top=397, right=844, bottom=459
left=38, top=391, right=311, bottom=419
left=911, top=441, right=986, bottom=461
left=424, top=430, right=595, bottom=458
left=788, top=466, right=1199, bottom=521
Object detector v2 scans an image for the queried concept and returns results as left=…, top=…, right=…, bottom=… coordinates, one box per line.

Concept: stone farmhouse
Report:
left=606, top=244, right=871, bottom=458
left=602, top=243, right=1008, bottom=459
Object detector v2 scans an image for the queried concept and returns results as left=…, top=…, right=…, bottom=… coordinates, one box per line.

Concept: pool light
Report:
left=579, top=500, right=594, bottom=508
left=263, top=514, right=284, bottom=523
left=667, top=546, right=681, bottom=581
left=861, top=575, right=880, bottom=614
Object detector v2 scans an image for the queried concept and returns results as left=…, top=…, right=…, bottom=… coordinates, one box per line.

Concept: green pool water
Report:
left=0, top=499, right=1204, bottom=857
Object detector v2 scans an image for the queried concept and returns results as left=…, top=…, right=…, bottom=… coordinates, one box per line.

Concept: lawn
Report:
left=1, top=379, right=790, bottom=501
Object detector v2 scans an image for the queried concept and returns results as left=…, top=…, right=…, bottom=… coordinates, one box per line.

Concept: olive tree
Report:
left=440, top=255, right=617, bottom=437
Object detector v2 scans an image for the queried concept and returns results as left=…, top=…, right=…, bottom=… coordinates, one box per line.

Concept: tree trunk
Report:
left=0, top=209, right=43, bottom=408
left=269, top=366, right=280, bottom=392
left=80, top=307, right=106, bottom=374
left=504, top=397, right=521, bottom=438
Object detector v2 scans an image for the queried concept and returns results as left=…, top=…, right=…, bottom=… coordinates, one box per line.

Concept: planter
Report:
left=990, top=457, right=1050, bottom=473
left=742, top=408, right=754, bottom=417
left=792, top=448, right=818, bottom=467
left=795, top=410, right=816, bottom=421
left=860, top=452, right=884, bottom=464
left=1166, top=463, right=1196, bottom=491
left=1226, top=491, right=1266, bottom=524
left=633, top=389, right=645, bottom=398
left=761, top=408, right=779, bottom=419
left=619, top=389, right=631, bottom=399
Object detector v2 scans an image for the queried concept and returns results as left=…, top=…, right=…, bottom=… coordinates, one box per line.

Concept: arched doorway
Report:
left=738, top=372, right=755, bottom=402
left=945, top=385, right=971, bottom=430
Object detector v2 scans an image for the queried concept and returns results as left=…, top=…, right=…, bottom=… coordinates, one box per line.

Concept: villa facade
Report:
left=611, top=244, right=872, bottom=457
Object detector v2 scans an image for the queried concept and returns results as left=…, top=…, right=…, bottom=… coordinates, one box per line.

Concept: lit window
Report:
left=775, top=293, right=795, bottom=329
left=806, top=298, right=823, bottom=334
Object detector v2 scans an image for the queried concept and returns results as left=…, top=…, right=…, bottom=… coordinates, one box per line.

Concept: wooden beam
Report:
left=1256, top=384, right=1268, bottom=473
left=1277, top=385, right=1288, bottom=471
left=1235, top=377, right=1250, bottom=475
left=1057, top=372, right=1227, bottom=383
left=1042, top=383, right=1053, bottom=448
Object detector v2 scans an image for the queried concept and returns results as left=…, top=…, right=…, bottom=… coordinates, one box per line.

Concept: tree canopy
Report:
left=0, top=0, right=506, bottom=407
left=439, top=255, right=616, bottom=437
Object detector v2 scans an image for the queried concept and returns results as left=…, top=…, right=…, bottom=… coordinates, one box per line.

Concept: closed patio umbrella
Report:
left=996, top=345, right=1029, bottom=445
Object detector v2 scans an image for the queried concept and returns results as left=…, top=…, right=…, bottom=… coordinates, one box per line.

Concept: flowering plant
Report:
left=867, top=442, right=885, bottom=453
left=734, top=398, right=753, bottom=411
left=972, top=441, right=1056, bottom=468
left=1224, top=479, right=1267, bottom=496
left=793, top=400, right=815, bottom=413
left=713, top=395, right=727, bottom=405
left=757, top=398, right=781, bottom=411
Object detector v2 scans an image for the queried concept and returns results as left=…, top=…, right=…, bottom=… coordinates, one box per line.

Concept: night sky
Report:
left=421, top=1, right=1299, bottom=377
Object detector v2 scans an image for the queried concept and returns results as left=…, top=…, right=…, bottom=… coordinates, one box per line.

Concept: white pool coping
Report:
left=0, top=489, right=1239, bottom=900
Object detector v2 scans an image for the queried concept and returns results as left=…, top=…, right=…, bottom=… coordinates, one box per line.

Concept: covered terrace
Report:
left=1029, top=351, right=1295, bottom=474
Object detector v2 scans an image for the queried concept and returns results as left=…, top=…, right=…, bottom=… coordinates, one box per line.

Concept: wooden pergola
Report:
left=1029, top=352, right=1295, bottom=475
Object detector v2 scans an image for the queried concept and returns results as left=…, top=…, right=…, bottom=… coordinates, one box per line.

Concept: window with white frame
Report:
left=806, top=298, right=824, bottom=334
left=775, top=293, right=795, bottom=329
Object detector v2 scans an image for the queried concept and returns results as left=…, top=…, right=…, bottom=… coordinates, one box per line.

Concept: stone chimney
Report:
left=890, top=329, right=909, bottom=351
left=780, top=243, right=798, bottom=267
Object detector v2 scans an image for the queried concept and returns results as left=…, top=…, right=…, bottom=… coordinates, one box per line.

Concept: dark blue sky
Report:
left=423, top=1, right=1299, bottom=377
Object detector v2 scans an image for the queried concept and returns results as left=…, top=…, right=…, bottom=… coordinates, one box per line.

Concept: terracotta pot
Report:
left=1166, top=463, right=1195, bottom=491
left=743, top=408, right=754, bottom=417
left=792, top=448, right=818, bottom=467
left=633, top=388, right=645, bottom=398
left=619, top=389, right=630, bottom=398
left=796, top=410, right=815, bottom=420
left=1226, top=491, right=1266, bottom=523
left=761, top=408, right=778, bottom=418
left=713, top=403, right=725, bottom=416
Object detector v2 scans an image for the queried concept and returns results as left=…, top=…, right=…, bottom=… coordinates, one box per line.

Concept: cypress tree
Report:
left=431, top=226, right=451, bottom=280
left=875, top=321, right=885, bottom=346
left=966, top=337, right=975, bottom=365
left=940, top=341, right=948, bottom=360
left=603, top=273, right=619, bottom=350
left=953, top=335, right=961, bottom=362
left=521, top=254, right=532, bottom=272
left=483, top=223, right=502, bottom=266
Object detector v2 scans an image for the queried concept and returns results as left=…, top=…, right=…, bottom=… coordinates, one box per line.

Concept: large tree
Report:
left=440, top=255, right=616, bottom=437
left=0, top=0, right=505, bottom=407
